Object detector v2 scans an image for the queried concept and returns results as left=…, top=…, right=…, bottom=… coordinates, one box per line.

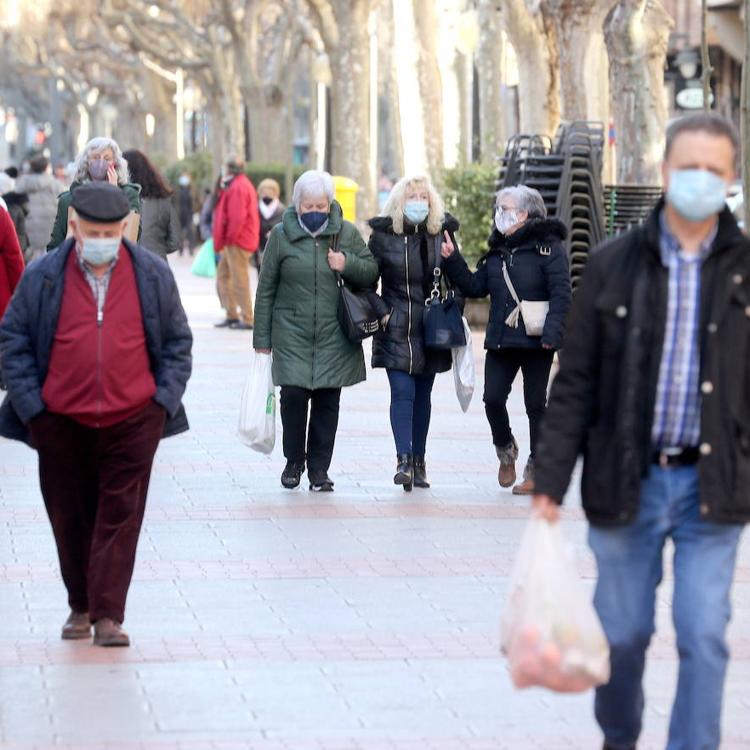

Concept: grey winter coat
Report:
left=140, top=197, right=181, bottom=259
left=15, top=173, right=63, bottom=258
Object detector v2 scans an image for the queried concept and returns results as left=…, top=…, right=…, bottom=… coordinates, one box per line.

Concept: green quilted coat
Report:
left=253, top=201, right=378, bottom=390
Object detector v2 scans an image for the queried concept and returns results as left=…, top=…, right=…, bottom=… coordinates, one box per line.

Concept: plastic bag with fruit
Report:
left=500, top=517, right=610, bottom=692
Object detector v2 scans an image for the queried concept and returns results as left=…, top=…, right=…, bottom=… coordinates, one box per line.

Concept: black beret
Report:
left=70, top=182, right=130, bottom=223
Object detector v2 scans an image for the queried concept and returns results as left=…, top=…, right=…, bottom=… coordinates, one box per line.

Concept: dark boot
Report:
left=496, top=439, right=519, bottom=488
left=281, top=461, right=305, bottom=489
left=308, top=469, right=334, bottom=492
left=413, top=455, right=430, bottom=488
left=394, top=454, right=413, bottom=492
left=61, top=610, right=91, bottom=640
left=93, top=618, right=130, bottom=647
left=512, top=458, right=535, bottom=495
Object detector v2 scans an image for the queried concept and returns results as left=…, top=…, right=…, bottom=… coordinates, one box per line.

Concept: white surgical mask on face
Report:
left=80, top=237, right=120, bottom=266
left=495, top=208, right=520, bottom=235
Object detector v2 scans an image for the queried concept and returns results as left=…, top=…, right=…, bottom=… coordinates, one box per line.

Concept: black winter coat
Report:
left=0, top=238, right=193, bottom=446
left=367, top=213, right=460, bottom=375
left=2, top=191, right=29, bottom=255
left=535, top=202, right=750, bottom=526
left=443, top=218, right=571, bottom=351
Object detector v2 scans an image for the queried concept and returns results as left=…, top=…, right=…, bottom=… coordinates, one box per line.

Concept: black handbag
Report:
left=423, top=237, right=466, bottom=350
left=332, top=234, right=380, bottom=344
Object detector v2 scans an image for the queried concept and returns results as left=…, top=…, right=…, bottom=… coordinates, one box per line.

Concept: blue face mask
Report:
left=299, top=210, right=329, bottom=234
left=404, top=200, right=429, bottom=225
left=81, top=237, right=120, bottom=266
left=665, top=169, right=728, bottom=223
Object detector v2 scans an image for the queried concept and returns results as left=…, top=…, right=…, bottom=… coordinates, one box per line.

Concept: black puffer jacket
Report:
left=367, top=213, right=460, bottom=375
left=535, top=202, right=750, bottom=526
left=444, top=218, right=571, bottom=351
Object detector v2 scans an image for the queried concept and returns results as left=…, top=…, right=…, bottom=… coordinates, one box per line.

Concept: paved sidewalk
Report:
left=1, top=254, right=749, bottom=750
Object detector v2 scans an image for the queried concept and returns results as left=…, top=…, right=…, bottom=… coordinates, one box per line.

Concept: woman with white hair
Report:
left=46, top=137, right=141, bottom=251
left=442, top=185, right=571, bottom=495
left=367, top=174, right=460, bottom=492
left=253, top=169, right=378, bottom=492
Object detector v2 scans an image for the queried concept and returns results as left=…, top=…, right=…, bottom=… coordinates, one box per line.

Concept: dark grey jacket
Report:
left=0, top=238, right=193, bottom=446
left=535, top=202, right=750, bottom=526
left=140, top=197, right=180, bottom=259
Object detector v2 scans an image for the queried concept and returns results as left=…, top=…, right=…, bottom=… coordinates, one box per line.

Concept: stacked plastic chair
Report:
left=497, top=121, right=608, bottom=291
left=603, top=185, right=663, bottom=237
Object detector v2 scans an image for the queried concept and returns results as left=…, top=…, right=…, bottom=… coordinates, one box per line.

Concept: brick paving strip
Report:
left=2, top=256, right=749, bottom=749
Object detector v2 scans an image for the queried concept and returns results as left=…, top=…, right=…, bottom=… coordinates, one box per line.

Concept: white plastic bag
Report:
left=500, top=517, right=610, bottom=692
left=238, top=351, right=276, bottom=453
left=451, top=317, right=475, bottom=413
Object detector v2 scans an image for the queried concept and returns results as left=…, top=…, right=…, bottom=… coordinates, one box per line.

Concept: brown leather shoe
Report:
left=496, top=439, right=518, bottom=488
left=61, top=610, right=91, bottom=640
left=93, top=618, right=130, bottom=647
left=513, top=459, right=535, bottom=495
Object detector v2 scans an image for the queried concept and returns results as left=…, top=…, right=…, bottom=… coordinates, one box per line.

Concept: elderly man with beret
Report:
left=0, top=182, right=192, bottom=647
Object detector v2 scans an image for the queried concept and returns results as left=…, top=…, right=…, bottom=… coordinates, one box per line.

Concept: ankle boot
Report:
left=496, top=439, right=519, bottom=488
left=413, top=455, right=430, bottom=488
left=512, top=458, right=535, bottom=495
left=394, top=454, right=413, bottom=492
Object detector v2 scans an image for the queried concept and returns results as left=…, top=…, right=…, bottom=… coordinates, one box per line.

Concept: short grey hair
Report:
left=292, top=169, right=335, bottom=211
left=496, top=185, right=547, bottom=220
left=73, top=137, right=130, bottom=185
left=665, top=112, right=739, bottom=159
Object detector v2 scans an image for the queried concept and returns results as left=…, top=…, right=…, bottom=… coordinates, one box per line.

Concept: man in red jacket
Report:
left=213, top=156, right=259, bottom=330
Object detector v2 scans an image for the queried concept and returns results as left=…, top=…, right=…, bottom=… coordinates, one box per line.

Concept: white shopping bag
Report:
left=500, top=517, right=610, bottom=693
left=238, top=351, right=276, bottom=453
left=451, top=317, right=475, bottom=413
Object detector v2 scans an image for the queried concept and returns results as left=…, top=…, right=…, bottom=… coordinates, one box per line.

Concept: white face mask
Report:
left=495, top=208, right=520, bottom=235
left=80, top=237, right=120, bottom=266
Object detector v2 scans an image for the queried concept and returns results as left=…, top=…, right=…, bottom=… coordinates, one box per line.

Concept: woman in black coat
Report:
left=367, top=174, right=460, bottom=491
left=442, top=185, right=571, bottom=495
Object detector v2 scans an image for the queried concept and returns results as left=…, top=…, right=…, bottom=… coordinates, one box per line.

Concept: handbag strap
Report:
left=331, top=232, right=344, bottom=288
left=502, top=260, right=522, bottom=329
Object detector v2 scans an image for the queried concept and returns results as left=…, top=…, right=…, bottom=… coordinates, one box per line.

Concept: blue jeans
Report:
left=386, top=370, right=436, bottom=456
left=589, top=465, right=743, bottom=750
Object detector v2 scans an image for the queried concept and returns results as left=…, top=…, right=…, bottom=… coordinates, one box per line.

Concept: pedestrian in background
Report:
left=53, top=163, right=70, bottom=189
left=1, top=186, right=29, bottom=261
left=367, top=174, right=460, bottom=492
left=47, top=136, right=141, bottom=251
left=442, top=185, right=571, bottom=495
left=123, top=149, right=180, bottom=261
left=176, top=170, right=196, bottom=255
left=533, top=113, right=750, bottom=750
left=198, top=186, right=215, bottom=243
left=0, top=183, right=192, bottom=648
left=257, top=178, right=285, bottom=265
left=254, top=169, right=378, bottom=492
left=213, top=156, right=260, bottom=331
left=16, top=155, right=64, bottom=262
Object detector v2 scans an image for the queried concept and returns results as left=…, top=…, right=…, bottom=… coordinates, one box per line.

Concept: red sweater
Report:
left=42, top=248, right=156, bottom=428
left=0, top=206, right=24, bottom=321
left=212, top=173, right=259, bottom=253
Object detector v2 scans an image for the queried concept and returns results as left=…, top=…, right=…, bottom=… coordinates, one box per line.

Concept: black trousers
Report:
left=280, top=386, right=341, bottom=471
left=483, top=348, right=554, bottom=458
left=28, top=401, right=165, bottom=623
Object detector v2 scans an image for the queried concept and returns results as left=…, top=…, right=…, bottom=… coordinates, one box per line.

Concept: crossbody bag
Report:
left=502, top=261, right=549, bottom=337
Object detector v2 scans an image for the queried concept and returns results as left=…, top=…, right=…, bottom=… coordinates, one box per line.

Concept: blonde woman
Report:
left=367, top=175, right=460, bottom=491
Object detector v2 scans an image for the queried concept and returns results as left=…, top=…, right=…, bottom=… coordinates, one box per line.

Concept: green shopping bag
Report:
left=191, top=238, right=217, bottom=278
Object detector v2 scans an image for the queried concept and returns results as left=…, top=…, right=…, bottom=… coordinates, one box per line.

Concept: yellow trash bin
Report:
left=333, top=176, right=359, bottom=223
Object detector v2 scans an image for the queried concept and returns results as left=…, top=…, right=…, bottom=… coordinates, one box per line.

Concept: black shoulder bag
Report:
left=332, top=233, right=380, bottom=343
left=422, top=235, right=466, bottom=350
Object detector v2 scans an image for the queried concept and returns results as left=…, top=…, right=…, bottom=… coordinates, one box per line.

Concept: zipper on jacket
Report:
left=313, top=240, right=318, bottom=387
left=404, top=236, right=413, bottom=375
left=96, top=308, right=103, bottom=427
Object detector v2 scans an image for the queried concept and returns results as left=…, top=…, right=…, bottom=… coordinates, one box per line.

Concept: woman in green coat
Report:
left=254, top=170, right=378, bottom=492
left=46, top=137, right=141, bottom=252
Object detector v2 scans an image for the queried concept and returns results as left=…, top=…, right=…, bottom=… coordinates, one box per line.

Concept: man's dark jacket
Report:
left=0, top=237, right=193, bottom=446
left=443, top=218, right=571, bottom=351
left=535, top=201, right=750, bottom=526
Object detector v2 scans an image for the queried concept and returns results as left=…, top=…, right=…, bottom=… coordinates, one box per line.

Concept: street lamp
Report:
left=675, top=48, right=700, bottom=80
left=311, top=53, right=331, bottom=171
